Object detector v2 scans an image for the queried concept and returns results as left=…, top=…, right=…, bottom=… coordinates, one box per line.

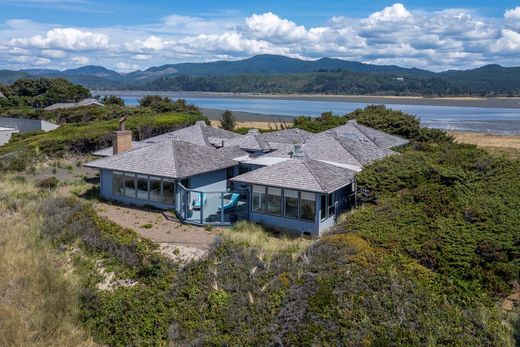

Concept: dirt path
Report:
left=94, top=201, right=219, bottom=250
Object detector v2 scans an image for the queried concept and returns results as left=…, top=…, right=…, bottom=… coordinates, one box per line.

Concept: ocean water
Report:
left=97, top=92, right=520, bottom=134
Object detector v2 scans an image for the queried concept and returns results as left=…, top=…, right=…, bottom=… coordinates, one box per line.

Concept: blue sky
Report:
left=1, top=1, right=519, bottom=71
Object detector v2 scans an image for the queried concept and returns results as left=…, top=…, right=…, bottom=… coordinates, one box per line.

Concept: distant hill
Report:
left=147, top=54, right=434, bottom=77
left=1, top=55, right=520, bottom=96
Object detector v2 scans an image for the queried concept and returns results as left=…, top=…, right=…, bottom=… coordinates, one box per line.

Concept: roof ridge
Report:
left=332, top=136, right=363, bottom=167
left=171, top=140, right=180, bottom=178
left=302, top=158, right=327, bottom=192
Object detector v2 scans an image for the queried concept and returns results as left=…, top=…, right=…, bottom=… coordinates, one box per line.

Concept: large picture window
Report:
left=300, top=192, right=316, bottom=222
left=163, top=179, right=175, bottom=205
left=267, top=187, right=282, bottom=215
left=136, top=175, right=149, bottom=200
left=252, top=185, right=266, bottom=213
left=124, top=173, right=136, bottom=198
left=284, top=189, right=298, bottom=219
left=112, top=172, right=124, bottom=195
left=149, top=177, right=162, bottom=202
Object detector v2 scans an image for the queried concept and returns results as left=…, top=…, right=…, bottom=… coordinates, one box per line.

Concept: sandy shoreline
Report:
left=97, top=90, right=520, bottom=109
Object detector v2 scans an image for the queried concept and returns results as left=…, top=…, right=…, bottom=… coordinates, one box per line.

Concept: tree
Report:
left=219, top=110, right=236, bottom=131
left=101, top=95, right=125, bottom=106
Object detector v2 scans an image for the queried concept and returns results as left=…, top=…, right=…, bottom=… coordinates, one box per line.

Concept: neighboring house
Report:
left=85, top=120, right=408, bottom=236
left=0, top=117, right=59, bottom=133
left=44, top=98, right=104, bottom=111
left=0, top=127, right=19, bottom=146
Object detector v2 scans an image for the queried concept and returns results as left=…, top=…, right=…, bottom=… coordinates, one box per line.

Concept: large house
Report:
left=85, top=120, right=408, bottom=236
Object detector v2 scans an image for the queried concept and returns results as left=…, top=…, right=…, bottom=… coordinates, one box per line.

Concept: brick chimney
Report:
left=113, top=116, right=132, bottom=155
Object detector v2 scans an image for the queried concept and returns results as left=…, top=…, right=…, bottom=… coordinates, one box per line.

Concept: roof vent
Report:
left=347, top=119, right=357, bottom=124
left=325, top=129, right=335, bottom=136
left=247, top=129, right=260, bottom=136
left=195, top=120, right=207, bottom=126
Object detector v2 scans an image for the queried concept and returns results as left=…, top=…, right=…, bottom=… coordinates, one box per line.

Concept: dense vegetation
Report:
left=0, top=78, right=91, bottom=108
left=0, top=96, right=517, bottom=345
left=0, top=112, right=207, bottom=172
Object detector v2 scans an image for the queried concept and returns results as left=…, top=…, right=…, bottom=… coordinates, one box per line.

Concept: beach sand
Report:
left=450, top=131, right=520, bottom=159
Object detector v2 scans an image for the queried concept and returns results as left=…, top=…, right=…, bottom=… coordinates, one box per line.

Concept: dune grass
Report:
left=222, top=221, right=312, bottom=260
left=0, top=177, right=95, bottom=347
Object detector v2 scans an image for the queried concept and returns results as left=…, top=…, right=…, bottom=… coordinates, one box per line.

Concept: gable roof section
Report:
left=257, top=128, right=314, bottom=145
left=231, top=158, right=356, bottom=193
left=326, top=120, right=409, bottom=149
left=93, top=121, right=241, bottom=156
left=85, top=140, right=238, bottom=179
left=351, top=122, right=409, bottom=149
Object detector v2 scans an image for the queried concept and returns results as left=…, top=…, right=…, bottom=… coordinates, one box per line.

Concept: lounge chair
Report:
left=219, top=193, right=240, bottom=211
left=192, top=193, right=207, bottom=209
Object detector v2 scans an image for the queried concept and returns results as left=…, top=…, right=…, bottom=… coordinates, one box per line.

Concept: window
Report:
left=180, top=178, right=190, bottom=189
left=328, top=193, right=335, bottom=216
left=163, top=179, right=175, bottom=205
left=124, top=173, right=136, bottom=198
left=284, top=189, right=298, bottom=219
left=136, top=175, right=149, bottom=200
left=267, top=187, right=282, bottom=215
left=112, top=172, right=124, bottom=195
left=226, top=167, right=235, bottom=179
left=300, top=191, right=316, bottom=222
left=149, top=177, right=162, bottom=202
left=320, top=194, right=327, bottom=220
left=252, top=185, right=266, bottom=213
left=238, top=165, right=252, bottom=175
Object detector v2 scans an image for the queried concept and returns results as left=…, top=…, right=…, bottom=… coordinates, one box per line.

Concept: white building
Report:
left=0, top=127, right=19, bottom=146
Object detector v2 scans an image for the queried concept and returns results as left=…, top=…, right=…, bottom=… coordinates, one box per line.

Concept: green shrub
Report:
left=36, top=176, right=59, bottom=189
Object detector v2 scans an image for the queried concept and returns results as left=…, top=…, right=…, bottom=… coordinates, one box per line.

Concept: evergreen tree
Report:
left=219, top=110, right=236, bottom=130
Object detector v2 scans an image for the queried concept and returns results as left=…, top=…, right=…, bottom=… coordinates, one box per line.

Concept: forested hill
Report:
left=2, top=55, right=520, bottom=96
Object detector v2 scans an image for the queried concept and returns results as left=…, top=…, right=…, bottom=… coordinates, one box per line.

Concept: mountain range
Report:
left=1, top=55, right=520, bottom=96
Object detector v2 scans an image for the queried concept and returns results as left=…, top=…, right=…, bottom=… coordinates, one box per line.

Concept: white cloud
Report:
left=115, top=62, right=140, bottom=71
left=132, top=54, right=152, bottom=61
left=72, top=56, right=89, bottom=65
left=366, top=3, right=411, bottom=22
left=1, top=4, right=520, bottom=71
left=10, top=28, right=109, bottom=51
left=41, top=49, right=67, bottom=58
left=245, top=12, right=310, bottom=43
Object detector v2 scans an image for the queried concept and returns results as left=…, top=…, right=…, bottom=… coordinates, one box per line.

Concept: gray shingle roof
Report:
left=220, top=133, right=271, bottom=152
left=326, top=120, right=409, bottom=149
left=85, top=140, right=238, bottom=179
left=232, top=158, right=356, bottom=193
left=93, top=121, right=241, bottom=156
left=257, top=128, right=314, bottom=144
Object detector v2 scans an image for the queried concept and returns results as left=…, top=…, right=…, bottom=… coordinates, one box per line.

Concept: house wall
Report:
left=0, top=129, right=18, bottom=146
left=0, top=117, right=59, bottom=133
left=98, top=167, right=233, bottom=209
left=245, top=183, right=355, bottom=236
left=189, top=168, right=229, bottom=192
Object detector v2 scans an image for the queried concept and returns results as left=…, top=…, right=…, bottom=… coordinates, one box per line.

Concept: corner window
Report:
left=112, top=172, right=124, bottom=195
left=328, top=193, right=335, bottom=216
left=267, top=187, right=282, bottom=216
left=163, top=179, right=175, bottom=205
left=149, top=177, right=162, bottom=202
left=136, top=175, right=149, bottom=200
left=284, top=189, right=299, bottom=219
left=124, top=173, right=136, bottom=198
left=252, top=185, right=266, bottom=213
left=300, top=191, right=316, bottom=222
left=226, top=167, right=235, bottom=180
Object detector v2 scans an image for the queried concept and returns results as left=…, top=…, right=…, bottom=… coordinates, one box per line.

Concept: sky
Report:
left=0, top=0, right=519, bottom=72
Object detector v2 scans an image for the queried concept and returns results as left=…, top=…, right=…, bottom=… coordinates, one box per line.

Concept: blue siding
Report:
left=99, top=168, right=232, bottom=209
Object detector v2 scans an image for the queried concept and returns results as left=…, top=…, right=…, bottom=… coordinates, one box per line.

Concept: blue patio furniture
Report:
left=219, top=193, right=240, bottom=211
left=192, top=193, right=207, bottom=209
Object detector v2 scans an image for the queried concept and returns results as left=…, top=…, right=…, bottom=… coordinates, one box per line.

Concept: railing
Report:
left=175, top=183, right=249, bottom=226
